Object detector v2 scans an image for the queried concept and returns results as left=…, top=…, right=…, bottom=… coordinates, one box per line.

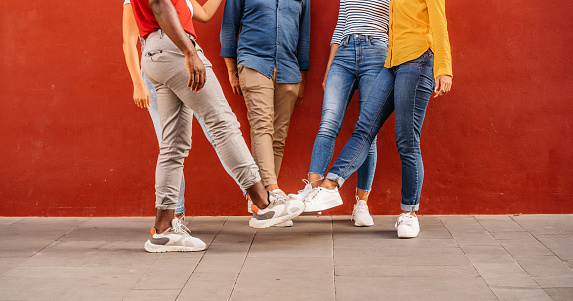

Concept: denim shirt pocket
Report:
left=288, top=0, right=303, bottom=14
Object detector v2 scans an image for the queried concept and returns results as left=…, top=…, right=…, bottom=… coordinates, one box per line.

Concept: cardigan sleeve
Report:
left=427, top=0, right=453, bottom=78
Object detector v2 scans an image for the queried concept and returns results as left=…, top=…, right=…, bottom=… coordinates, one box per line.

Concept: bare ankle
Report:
left=320, top=179, right=338, bottom=190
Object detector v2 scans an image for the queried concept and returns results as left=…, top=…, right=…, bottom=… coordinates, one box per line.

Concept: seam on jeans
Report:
left=338, top=84, right=394, bottom=181
left=315, top=75, right=357, bottom=176
left=409, top=54, right=427, bottom=206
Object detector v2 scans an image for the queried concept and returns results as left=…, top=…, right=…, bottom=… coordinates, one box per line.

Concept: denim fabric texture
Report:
left=220, top=0, right=310, bottom=83
left=309, top=35, right=387, bottom=191
left=326, top=49, right=435, bottom=211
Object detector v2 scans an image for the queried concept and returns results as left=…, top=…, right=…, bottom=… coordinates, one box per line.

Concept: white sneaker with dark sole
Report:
left=352, top=198, right=374, bottom=227
left=395, top=213, right=420, bottom=238
left=303, top=187, right=343, bottom=213
left=249, top=192, right=305, bottom=229
left=144, top=219, right=207, bottom=252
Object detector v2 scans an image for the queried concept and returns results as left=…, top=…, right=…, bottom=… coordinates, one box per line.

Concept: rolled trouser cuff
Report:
left=326, top=172, right=346, bottom=188
left=400, top=203, right=419, bottom=212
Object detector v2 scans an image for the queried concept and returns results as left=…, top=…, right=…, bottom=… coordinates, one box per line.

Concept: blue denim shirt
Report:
left=220, top=0, right=310, bottom=84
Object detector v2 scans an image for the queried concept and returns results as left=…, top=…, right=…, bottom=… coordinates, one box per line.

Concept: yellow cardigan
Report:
left=385, top=0, right=453, bottom=78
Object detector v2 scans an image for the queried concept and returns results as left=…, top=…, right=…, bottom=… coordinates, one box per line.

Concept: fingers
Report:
left=233, top=84, right=243, bottom=95
left=433, top=76, right=452, bottom=98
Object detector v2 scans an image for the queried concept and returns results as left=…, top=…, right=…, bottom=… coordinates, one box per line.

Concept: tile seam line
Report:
left=227, top=218, right=257, bottom=301
left=331, top=216, right=336, bottom=300
left=173, top=216, right=228, bottom=301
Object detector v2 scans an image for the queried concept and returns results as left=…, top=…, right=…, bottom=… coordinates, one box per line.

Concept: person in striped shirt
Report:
left=292, top=0, right=391, bottom=227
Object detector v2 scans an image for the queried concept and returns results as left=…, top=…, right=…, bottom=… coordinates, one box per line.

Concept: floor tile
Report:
left=335, top=276, right=497, bottom=301
left=473, top=263, right=540, bottom=288
left=513, top=255, right=573, bottom=277
left=124, top=289, right=180, bottom=301
left=489, top=286, right=553, bottom=301
left=543, top=287, right=573, bottom=301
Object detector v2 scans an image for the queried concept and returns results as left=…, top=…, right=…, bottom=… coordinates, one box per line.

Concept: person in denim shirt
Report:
left=220, top=0, right=310, bottom=204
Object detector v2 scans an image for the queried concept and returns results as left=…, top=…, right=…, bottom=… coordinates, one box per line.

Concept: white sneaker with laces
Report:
left=395, top=213, right=420, bottom=238
left=352, top=198, right=374, bottom=227
left=290, top=180, right=322, bottom=215
left=144, top=218, right=207, bottom=252
left=249, top=192, right=305, bottom=229
left=303, top=187, right=343, bottom=213
left=248, top=189, right=294, bottom=227
left=288, top=179, right=313, bottom=201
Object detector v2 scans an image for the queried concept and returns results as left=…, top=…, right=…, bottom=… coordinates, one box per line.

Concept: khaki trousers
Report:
left=238, top=65, right=300, bottom=186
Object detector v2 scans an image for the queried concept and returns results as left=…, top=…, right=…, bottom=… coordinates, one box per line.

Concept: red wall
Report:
left=1, top=1, right=572, bottom=216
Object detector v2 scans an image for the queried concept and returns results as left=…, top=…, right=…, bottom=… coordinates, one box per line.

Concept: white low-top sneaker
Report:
left=303, top=187, right=343, bottom=213
left=395, top=213, right=420, bottom=238
left=288, top=180, right=314, bottom=202
left=248, top=190, right=294, bottom=227
left=249, top=192, right=305, bottom=229
left=144, top=219, right=207, bottom=253
left=352, top=198, right=374, bottom=227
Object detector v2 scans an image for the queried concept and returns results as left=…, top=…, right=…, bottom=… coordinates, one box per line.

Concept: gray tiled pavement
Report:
left=0, top=215, right=572, bottom=300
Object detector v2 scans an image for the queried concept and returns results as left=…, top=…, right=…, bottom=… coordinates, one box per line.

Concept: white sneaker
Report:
left=289, top=180, right=322, bottom=215
left=303, top=187, right=343, bottom=212
left=288, top=179, right=313, bottom=201
left=249, top=192, right=305, bottom=229
left=395, top=213, right=420, bottom=238
left=144, top=219, right=207, bottom=252
left=248, top=190, right=294, bottom=227
left=352, top=198, right=374, bottom=227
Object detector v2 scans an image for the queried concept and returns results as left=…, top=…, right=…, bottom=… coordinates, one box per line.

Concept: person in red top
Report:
left=129, top=0, right=305, bottom=253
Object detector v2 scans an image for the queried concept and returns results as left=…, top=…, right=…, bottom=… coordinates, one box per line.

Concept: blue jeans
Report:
left=309, top=35, right=387, bottom=191
left=143, top=73, right=246, bottom=214
left=326, top=50, right=435, bottom=211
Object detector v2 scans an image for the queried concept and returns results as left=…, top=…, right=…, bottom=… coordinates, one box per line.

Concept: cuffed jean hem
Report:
left=326, top=172, right=345, bottom=188
left=400, top=203, right=419, bottom=212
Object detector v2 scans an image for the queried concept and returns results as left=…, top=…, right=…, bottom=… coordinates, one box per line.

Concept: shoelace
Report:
left=396, top=214, right=414, bottom=226
left=172, top=220, right=192, bottom=235
left=352, top=204, right=369, bottom=216
left=297, top=179, right=312, bottom=194
left=269, top=191, right=287, bottom=205
left=305, top=187, right=321, bottom=204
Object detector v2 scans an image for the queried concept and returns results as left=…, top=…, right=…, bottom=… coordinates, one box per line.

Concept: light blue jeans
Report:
left=326, top=50, right=435, bottom=211
left=142, top=72, right=246, bottom=215
left=309, top=35, right=387, bottom=191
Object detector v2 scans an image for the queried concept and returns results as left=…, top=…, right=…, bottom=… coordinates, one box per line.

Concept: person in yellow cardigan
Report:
left=303, top=0, right=453, bottom=238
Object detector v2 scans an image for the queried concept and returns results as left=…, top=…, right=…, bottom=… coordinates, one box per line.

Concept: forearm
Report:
left=122, top=4, right=146, bottom=90
left=122, top=42, right=146, bottom=89
left=324, top=44, right=339, bottom=75
left=224, top=57, right=238, bottom=75
left=191, top=0, right=224, bottom=23
left=149, top=0, right=196, bottom=56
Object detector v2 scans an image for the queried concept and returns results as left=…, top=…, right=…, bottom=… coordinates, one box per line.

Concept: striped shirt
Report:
left=331, top=0, right=390, bottom=45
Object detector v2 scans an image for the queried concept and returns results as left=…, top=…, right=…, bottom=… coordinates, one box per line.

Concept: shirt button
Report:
left=278, top=25, right=281, bottom=28
left=277, top=42, right=280, bottom=45
left=276, top=58, right=279, bottom=61
left=277, top=9, right=280, bottom=12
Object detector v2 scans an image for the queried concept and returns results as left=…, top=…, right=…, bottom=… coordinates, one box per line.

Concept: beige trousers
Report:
left=238, top=65, right=300, bottom=186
